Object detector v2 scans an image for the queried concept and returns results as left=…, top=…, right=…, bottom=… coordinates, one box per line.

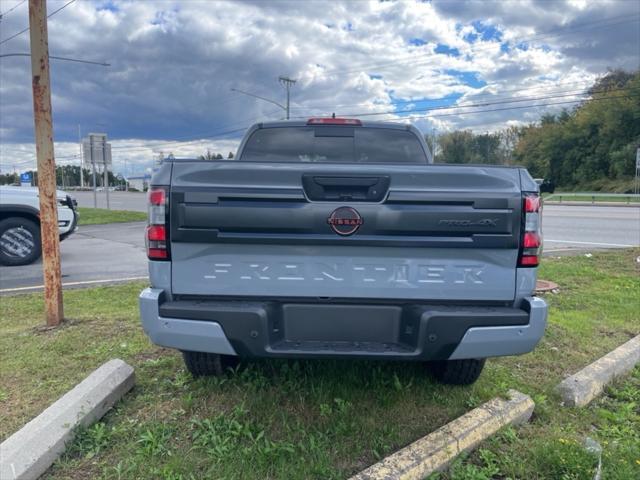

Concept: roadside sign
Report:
left=82, top=133, right=112, bottom=209
left=636, top=147, right=640, bottom=169
left=20, top=172, right=32, bottom=187
left=82, top=133, right=112, bottom=166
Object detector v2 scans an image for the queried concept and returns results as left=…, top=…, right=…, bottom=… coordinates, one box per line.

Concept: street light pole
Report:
left=78, top=124, right=83, bottom=188
left=230, top=87, right=286, bottom=114
left=90, top=135, right=97, bottom=207
left=230, top=76, right=297, bottom=120
left=28, top=0, right=63, bottom=326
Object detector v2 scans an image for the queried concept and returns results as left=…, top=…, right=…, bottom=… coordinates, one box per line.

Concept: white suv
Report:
left=0, top=186, right=78, bottom=266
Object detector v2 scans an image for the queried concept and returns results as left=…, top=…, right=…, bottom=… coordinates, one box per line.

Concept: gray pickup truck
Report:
left=139, top=118, right=547, bottom=385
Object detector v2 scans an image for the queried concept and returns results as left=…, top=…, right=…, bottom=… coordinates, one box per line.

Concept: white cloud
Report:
left=0, top=0, right=637, bottom=174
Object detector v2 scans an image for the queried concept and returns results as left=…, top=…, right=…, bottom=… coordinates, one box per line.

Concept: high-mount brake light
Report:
left=307, top=117, right=362, bottom=126
left=146, top=186, right=170, bottom=260
left=518, top=193, right=542, bottom=267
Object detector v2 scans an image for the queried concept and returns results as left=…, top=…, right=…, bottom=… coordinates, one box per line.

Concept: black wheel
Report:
left=181, top=351, right=240, bottom=377
left=0, top=217, right=41, bottom=266
left=428, top=358, right=486, bottom=385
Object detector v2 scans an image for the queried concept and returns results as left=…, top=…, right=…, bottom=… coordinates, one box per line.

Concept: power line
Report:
left=2, top=88, right=635, bottom=160
left=405, top=93, right=639, bottom=121
left=0, top=53, right=109, bottom=66
left=111, top=106, right=287, bottom=151
left=313, top=14, right=640, bottom=78
left=350, top=89, right=622, bottom=117
left=108, top=127, right=249, bottom=153
left=286, top=16, right=637, bottom=113
left=3, top=93, right=635, bottom=169
left=289, top=78, right=599, bottom=112
left=290, top=86, right=636, bottom=120
left=0, top=0, right=27, bottom=19
left=0, top=0, right=77, bottom=46
left=1, top=123, right=251, bottom=160
left=44, top=88, right=640, bottom=157
left=45, top=110, right=283, bottom=160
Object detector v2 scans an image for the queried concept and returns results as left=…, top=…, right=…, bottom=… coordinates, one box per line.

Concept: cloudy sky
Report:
left=0, top=0, right=638, bottom=176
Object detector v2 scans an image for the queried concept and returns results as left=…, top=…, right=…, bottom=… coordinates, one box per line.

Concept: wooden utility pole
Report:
left=29, top=0, right=63, bottom=325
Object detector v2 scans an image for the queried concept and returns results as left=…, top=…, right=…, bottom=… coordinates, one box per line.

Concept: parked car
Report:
left=139, top=118, right=547, bottom=385
left=534, top=178, right=555, bottom=194
left=0, top=186, right=78, bottom=266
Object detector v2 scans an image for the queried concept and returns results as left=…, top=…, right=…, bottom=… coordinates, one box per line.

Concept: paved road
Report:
left=1, top=204, right=638, bottom=293
left=542, top=205, right=639, bottom=252
left=0, top=222, right=147, bottom=293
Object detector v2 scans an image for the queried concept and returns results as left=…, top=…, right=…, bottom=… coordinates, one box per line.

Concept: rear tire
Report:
left=428, top=358, right=486, bottom=385
left=0, top=217, right=41, bottom=266
left=181, top=351, right=240, bottom=377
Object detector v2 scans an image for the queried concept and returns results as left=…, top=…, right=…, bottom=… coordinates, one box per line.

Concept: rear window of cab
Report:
left=239, top=126, right=428, bottom=164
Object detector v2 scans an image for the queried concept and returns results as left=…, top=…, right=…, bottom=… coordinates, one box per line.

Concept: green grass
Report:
left=543, top=193, right=639, bottom=204
left=0, top=249, right=638, bottom=479
left=556, top=177, right=638, bottom=194
left=77, top=207, right=147, bottom=225
left=430, top=367, right=640, bottom=480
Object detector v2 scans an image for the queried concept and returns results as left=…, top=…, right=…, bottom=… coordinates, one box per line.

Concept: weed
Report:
left=431, top=450, right=502, bottom=480
left=2, top=250, right=639, bottom=479
left=497, top=425, right=518, bottom=444
left=67, top=422, right=112, bottom=459
left=464, top=394, right=481, bottom=409
left=190, top=403, right=297, bottom=471
left=182, top=392, right=195, bottom=411
left=136, top=423, right=174, bottom=457
left=533, top=437, right=598, bottom=479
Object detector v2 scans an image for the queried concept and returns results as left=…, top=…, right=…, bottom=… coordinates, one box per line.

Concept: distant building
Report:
left=126, top=174, right=152, bottom=191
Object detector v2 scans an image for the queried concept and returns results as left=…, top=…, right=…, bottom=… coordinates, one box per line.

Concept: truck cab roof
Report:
left=253, top=118, right=417, bottom=130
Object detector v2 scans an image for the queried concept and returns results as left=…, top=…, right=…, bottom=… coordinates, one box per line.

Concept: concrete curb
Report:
left=349, top=390, right=534, bottom=480
left=0, top=359, right=135, bottom=480
left=557, top=335, right=640, bottom=407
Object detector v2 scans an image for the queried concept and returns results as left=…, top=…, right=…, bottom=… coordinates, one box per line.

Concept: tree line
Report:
left=433, top=70, right=639, bottom=191
left=198, top=150, right=235, bottom=160
left=0, top=165, right=124, bottom=188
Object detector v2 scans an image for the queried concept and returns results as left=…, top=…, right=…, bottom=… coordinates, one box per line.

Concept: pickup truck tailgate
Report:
left=169, top=162, right=523, bottom=301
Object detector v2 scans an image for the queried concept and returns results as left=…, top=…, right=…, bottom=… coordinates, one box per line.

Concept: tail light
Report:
left=518, top=193, right=542, bottom=267
left=146, top=186, right=169, bottom=260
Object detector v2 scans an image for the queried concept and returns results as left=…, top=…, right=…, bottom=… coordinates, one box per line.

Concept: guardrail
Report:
left=545, top=193, right=640, bottom=204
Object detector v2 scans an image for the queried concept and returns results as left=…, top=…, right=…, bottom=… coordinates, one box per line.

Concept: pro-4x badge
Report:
left=327, top=207, right=363, bottom=236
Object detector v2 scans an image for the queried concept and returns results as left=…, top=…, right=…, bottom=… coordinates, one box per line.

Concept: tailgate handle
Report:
left=302, top=175, right=390, bottom=202
left=313, top=177, right=378, bottom=187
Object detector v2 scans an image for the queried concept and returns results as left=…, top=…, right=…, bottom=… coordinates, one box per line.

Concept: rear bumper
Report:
left=139, top=289, right=547, bottom=361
